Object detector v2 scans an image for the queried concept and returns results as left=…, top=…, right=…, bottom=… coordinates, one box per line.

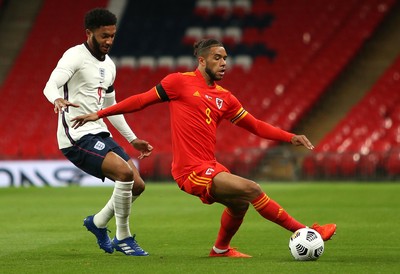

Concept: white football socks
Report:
left=93, top=183, right=140, bottom=240
left=93, top=196, right=114, bottom=228
left=113, top=180, right=134, bottom=240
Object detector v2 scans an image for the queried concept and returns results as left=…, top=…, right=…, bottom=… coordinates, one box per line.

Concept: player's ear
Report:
left=85, top=29, right=92, bottom=39
left=198, top=56, right=206, bottom=67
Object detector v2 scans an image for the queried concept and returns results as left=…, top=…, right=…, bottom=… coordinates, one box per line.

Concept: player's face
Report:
left=87, top=25, right=116, bottom=57
left=204, top=46, right=227, bottom=82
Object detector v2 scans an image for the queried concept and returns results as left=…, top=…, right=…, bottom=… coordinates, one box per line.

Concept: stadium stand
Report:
left=112, top=0, right=397, bottom=179
left=0, top=0, right=397, bottom=180
left=303, top=54, right=400, bottom=179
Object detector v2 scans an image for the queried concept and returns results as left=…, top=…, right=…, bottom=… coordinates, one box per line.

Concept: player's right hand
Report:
left=53, top=98, right=79, bottom=114
left=291, top=135, right=315, bottom=150
left=70, top=113, right=99, bottom=129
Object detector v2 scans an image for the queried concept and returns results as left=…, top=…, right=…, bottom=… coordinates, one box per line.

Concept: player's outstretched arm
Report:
left=71, top=113, right=99, bottom=129
left=71, top=87, right=163, bottom=129
left=235, top=112, right=314, bottom=150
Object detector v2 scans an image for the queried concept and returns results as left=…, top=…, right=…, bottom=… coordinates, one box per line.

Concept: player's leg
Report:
left=68, top=133, right=147, bottom=255
left=102, top=150, right=148, bottom=256
left=93, top=159, right=145, bottom=228
left=209, top=205, right=251, bottom=257
left=128, top=159, right=145, bottom=197
left=101, top=151, right=148, bottom=256
left=62, top=136, right=118, bottom=253
left=209, top=172, right=306, bottom=256
left=212, top=172, right=305, bottom=232
left=94, top=150, right=134, bottom=230
left=81, top=151, right=135, bottom=254
left=212, top=172, right=336, bottom=241
left=101, top=151, right=134, bottom=240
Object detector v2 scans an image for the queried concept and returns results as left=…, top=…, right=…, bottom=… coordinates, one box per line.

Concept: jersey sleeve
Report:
left=98, top=87, right=163, bottom=118
left=226, top=93, right=294, bottom=142
left=43, top=48, right=83, bottom=104
left=236, top=112, right=295, bottom=142
left=224, top=93, right=247, bottom=123
left=158, top=72, right=182, bottom=100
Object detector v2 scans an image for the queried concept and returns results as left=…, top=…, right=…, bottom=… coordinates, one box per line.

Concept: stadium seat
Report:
left=138, top=56, right=156, bottom=71
left=222, top=26, right=242, bottom=48
left=251, top=0, right=271, bottom=18
left=241, top=27, right=262, bottom=46
left=385, top=149, right=400, bottom=176
left=175, top=56, right=196, bottom=72
left=119, top=56, right=137, bottom=68
left=231, top=0, right=251, bottom=18
left=182, top=27, right=204, bottom=46
left=302, top=154, right=318, bottom=178
left=339, top=153, right=360, bottom=177
left=157, top=56, right=176, bottom=71
left=194, top=0, right=213, bottom=18
left=233, top=54, right=252, bottom=71
left=204, top=26, right=223, bottom=40
left=214, top=0, right=232, bottom=18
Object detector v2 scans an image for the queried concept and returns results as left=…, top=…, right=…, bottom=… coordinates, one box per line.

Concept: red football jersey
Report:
left=157, top=69, right=246, bottom=178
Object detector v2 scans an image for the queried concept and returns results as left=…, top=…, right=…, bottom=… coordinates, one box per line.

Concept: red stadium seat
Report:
left=302, top=155, right=318, bottom=178
left=385, top=149, right=400, bottom=176
left=231, top=0, right=251, bottom=18
left=338, top=153, right=360, bottom=177
left=194, top=0, right=213, bottom=18
left=214, top=0, right=232, bottom=18
left=241, top=27, right=262, bottom=46
left=251, top=0, right=271, bottom=17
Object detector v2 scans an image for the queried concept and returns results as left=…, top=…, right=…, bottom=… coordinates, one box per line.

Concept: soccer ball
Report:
left=288, top=228, right=324, bottom=261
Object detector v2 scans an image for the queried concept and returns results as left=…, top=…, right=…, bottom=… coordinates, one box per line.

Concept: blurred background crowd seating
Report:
left=0, top=0, right=399, bottom=181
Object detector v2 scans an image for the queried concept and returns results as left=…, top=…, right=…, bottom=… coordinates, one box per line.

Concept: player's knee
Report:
left=243, top=181, right=262, bottom=199
left=230, top=202, right=250, bottom=212
left=117, top=168, right=134, bottom=182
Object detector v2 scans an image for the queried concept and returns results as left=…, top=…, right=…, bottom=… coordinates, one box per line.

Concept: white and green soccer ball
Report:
left=289, top=228, right=324, bottom=261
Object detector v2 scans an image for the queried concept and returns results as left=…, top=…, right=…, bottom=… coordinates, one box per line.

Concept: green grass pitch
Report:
left=1, top=182, right=399, bottom=274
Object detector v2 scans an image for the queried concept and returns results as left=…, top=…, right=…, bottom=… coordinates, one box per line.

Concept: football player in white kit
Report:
left=43, top=8, right=152, bottom=256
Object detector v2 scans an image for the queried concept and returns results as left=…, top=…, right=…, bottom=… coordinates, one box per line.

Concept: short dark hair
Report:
left=193, top=39, right=224, bottom=57
left=84, top=8, right=117, bottom=30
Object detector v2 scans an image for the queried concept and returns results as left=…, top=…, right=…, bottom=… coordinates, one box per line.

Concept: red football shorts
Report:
left=175, top=161, right=230, bottom=204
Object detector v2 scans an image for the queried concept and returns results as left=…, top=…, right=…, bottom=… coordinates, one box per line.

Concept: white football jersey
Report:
left=44, top=43, right=134, bottom=149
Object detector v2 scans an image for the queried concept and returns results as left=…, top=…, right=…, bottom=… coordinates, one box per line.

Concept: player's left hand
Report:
left=291, top=135, right=314, bottom=150
left=131, top=138, right=154, bottom=159
left=54, top=98, right=79, bottom=114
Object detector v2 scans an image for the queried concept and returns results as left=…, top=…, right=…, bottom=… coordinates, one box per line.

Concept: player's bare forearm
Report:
left=290, top=135, right=314, bottom=150
left=70, top=113, right=99, bottom=129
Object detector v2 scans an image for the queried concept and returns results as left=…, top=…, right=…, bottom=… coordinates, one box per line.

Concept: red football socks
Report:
left=252, top=193, right=305, bottom=232
left=213, top=193, right=305, bottom=250
left=214, top=208, right=247, bottom=250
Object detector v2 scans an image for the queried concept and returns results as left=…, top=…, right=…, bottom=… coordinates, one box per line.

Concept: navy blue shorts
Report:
left=61, top=132, right=130, bottom=180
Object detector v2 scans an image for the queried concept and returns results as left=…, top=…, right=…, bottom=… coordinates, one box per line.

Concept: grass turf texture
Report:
left=1, top=182, right=399, bottom=274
